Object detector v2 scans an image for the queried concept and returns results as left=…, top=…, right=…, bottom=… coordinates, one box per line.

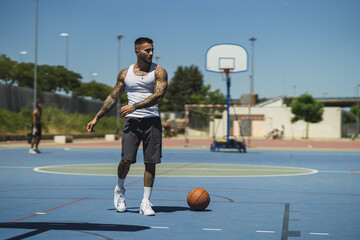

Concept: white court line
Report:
left=151, top=226, right=169, bottom=229
left=256, top=230, right=275, bottom=233
left=319, top=170, right=350, bottom=173
left=35, top=166, right=314, bottom=172
left=310, top=232, right=330, bottom=236
left=203, top=228, right=222, bottom=231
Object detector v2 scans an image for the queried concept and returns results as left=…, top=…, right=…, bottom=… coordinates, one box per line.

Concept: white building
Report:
left=209, top=98, right=341, bottom=139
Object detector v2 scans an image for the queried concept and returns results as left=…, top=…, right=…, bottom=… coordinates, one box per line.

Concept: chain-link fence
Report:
left=0, top=84, right=116, bottom=116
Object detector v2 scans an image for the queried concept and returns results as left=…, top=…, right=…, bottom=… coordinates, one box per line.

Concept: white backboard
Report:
left=206, top=44, right=248, bottom=73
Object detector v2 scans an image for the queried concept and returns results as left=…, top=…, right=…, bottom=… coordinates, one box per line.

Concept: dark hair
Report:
left=135, top=37, right=153, bottom=49
left=36, top=101, right=42, bottom=108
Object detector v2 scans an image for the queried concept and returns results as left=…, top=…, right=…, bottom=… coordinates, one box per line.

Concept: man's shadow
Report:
left=108, top=206, right=212, bottom=213
left=0, top=221, right=150, bottom=240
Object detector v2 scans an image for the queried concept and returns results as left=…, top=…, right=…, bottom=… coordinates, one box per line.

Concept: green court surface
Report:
left=34, top=163, right=317, bottom=177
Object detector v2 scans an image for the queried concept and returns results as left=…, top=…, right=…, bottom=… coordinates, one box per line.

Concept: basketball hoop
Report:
left=205, top=44, right=248, bottom=73
left=205, top=43, right=248, bottom=151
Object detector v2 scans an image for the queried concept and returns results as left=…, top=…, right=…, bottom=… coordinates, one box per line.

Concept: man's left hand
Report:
left=119, top=105, right=136, bottom=117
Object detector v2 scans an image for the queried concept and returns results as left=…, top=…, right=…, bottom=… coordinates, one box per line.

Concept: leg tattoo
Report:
left=118, top=160, right=131, bottom=179
left=144, top=164, right=156, bottom=187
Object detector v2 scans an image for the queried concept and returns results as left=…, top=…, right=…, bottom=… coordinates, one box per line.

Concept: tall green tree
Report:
left=73, top=81, right=128, bottom=103
left=163, top=65, right=225, bottom=111
left=190, top=85, right=225, bottom=104
left=0, top=54, right=17, bottom=85
left=291, top=94, right=324, bottom=139
left=38, top=65, right=82, bottom=93
left=0, top=55, right=82, bottom=93
left=165, top=65, right=203, bottom=111
left=73, top=81, right=112, bottom=101
left=12, top=62, right=35, bottom=87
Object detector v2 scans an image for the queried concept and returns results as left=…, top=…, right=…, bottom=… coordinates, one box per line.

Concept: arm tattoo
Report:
left=95, top=69, right=127, bottom=120
left=95, top=95, right=117, bottom=120
left=133, top=67, right=168, bottom=109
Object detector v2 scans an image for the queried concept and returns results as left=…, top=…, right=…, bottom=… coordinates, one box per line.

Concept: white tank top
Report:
left=124, top=63, right=159, bottom=118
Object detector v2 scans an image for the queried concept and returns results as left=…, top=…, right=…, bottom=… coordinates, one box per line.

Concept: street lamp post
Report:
left=33, top=0, right=39, bottom=110
left=60, top=33, right=69, bottom=68
left=116, top=34, right=124, bottom=136
left=117, top=35, right=123, bottom=72
left=247, top=37, right=257, bottom=147
left=20, top=51, right=27, bottom=62
left=249, top=37, right=256, bottom=93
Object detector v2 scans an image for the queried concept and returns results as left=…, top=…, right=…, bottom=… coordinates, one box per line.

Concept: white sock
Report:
left=116, top=178, right=125, bottom=191
left=143, top=187, right=152, bottom=202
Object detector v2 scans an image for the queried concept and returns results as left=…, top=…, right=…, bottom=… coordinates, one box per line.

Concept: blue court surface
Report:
left=0, top=147, right=359, bottom=239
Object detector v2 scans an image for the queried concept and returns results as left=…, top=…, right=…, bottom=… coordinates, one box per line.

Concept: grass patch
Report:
left=0, top=106, right=122, bottom=135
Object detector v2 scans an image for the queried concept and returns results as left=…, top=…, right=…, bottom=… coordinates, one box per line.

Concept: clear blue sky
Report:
left=1, top=0, right=359, bottom=99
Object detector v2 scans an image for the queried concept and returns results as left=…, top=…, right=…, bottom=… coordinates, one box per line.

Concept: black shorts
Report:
left=32, top=123, right=42, bottom=137
left=121, top=117, right=162, bottom=164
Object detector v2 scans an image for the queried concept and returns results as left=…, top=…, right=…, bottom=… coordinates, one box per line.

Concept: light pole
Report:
left=33, top=0, right=39, bottom=110
left=249, top=37, right=256, bottom=93
left=60, top=33, right=69, bottom=68
left=247, top=37, right=256, bottom=147
left=116, top=34, right=124, bottom=136
left=20, top=51, right=27, bottom=62
left=117, top=35, right=123, bottom=72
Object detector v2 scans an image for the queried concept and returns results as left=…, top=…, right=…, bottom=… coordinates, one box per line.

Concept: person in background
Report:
left=29, top=101, right=43, bottom=154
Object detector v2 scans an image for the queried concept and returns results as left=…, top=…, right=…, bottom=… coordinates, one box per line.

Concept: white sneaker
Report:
left=114, top=188, right=126, bottom=212
left=140, top=201, right=155, bottom=216
left=29, top=149, right=37, bottom=154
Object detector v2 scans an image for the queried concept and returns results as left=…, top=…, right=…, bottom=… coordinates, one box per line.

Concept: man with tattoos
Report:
left=87, top=37, right=167, bottom=216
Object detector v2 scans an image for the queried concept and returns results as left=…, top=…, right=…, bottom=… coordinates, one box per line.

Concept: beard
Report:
left=140, top=53, right=152, bottom=63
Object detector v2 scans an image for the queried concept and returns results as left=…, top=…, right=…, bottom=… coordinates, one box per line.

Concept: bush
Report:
left=0, top=106, right=122, bottom=135
left=0, top=109, right=31, bottom=134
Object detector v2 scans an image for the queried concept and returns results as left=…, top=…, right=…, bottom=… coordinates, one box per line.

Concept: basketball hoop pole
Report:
left=224, top=69, right=231, bottom=147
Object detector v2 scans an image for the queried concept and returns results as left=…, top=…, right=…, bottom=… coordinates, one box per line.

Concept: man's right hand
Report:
left=87, top=118, right=98, bottom=132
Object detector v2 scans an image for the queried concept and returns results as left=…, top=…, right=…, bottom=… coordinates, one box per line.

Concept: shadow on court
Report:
left=108, top=206, right=193, bottom=214
left=0, top=221, right=150, bottom=240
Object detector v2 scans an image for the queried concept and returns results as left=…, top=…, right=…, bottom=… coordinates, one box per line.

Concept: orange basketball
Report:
left=187, top=188, right=210, bottom=211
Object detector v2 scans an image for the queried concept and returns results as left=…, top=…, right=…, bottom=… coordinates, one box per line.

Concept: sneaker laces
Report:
left=143, top=201, right=153, bottom=209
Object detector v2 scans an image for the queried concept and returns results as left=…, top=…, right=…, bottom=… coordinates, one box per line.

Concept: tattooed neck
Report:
left=134, top=62, right=152, bottom=73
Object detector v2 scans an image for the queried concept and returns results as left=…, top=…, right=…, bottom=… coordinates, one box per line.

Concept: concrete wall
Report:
left=209, top=106, right=341, bottom=139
